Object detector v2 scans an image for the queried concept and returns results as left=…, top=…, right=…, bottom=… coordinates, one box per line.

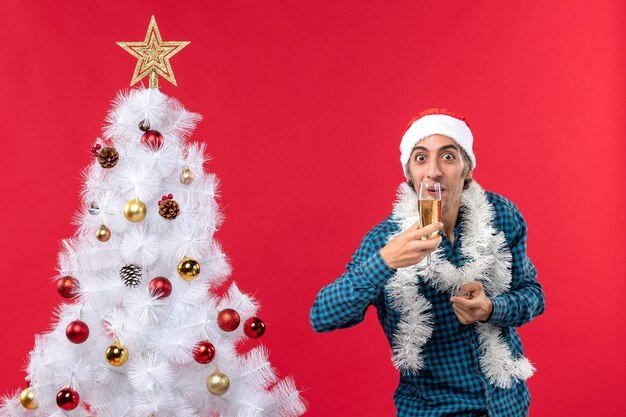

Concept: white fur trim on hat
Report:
left=400, top=113, right=476, bottom=178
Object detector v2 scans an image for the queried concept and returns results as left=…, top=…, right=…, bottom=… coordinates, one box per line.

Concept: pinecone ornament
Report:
left=158, top=194, right=180, bottom=220
left=88, top=202, right=100, bottom=215
left=139, top=119, right=150, bottom=132
left=91, top=144, right=119, bottom=169
left=120, top=264, right=142, bottom=287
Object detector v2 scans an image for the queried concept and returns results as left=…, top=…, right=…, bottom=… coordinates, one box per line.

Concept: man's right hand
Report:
left=380, top=222, right=443, bottom=270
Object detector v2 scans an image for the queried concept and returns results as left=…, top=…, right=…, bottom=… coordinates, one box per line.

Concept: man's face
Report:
left=407, top=134, right=471, bottom=215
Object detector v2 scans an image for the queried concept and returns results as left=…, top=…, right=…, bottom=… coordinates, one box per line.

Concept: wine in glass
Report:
left=418, top=182, right=442, bottom=240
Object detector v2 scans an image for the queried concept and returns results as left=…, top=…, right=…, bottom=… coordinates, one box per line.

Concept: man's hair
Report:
left=406, top=139, right=474, bottom=190
left=460, top=148, right=474, bottom=190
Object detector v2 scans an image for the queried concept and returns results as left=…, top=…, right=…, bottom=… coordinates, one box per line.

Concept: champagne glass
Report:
left=418, top=182, right=442, bottom=265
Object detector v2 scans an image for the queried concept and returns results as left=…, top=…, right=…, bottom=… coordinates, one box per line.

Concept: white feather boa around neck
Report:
left=384, top=181, right=535, bottom=389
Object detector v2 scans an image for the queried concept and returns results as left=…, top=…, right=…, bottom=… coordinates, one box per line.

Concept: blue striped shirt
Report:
left=310, top=190, right=545, bottom=417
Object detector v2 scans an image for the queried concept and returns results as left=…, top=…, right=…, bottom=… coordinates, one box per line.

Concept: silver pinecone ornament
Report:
left=120, top=264, right=142, bottom=287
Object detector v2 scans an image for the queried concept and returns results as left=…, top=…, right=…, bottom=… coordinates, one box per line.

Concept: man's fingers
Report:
left=453, top=304, right=476, bottom=324
left=405, top=223, right=442, bottom=242
left=452, top=304, right=468, bottom=316
left=458, top=282, right=484, bottom=295
left=450, top=296, right=480, bottom=310
left=402, top=230, right=441, bottom=250
left=450, top=296, right=471, bottom=306
left=452, top=282, right=488, bottom=324
left=452, top=304, right=472, bottom=324
left=417, top=235, right=442, bottom=250
left=415, top=222, right=444, bottom=238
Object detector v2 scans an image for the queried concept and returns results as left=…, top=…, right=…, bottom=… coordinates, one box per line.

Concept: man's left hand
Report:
left=449, top=282, right=493, bottom=325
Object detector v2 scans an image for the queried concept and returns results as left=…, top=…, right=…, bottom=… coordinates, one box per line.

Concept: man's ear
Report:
left=465, top=170, right=473, bottom=180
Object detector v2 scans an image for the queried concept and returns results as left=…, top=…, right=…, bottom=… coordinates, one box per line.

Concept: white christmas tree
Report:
left=0, top=84, right=306, bottom=417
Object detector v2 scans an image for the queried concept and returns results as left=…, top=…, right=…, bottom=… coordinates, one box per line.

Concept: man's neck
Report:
left=442, top=204, right=461, bottom=243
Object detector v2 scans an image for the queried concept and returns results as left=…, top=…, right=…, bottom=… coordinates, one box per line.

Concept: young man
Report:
left=310, top=109, right=545, bottom=417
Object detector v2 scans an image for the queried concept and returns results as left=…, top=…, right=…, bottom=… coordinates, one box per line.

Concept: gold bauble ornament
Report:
left=206, top=370, right=230, bottom=395
left=177, top=258, right=201, bottom=281
left=123, top=199, right=147, bottom=222
left=180, top=166, right=194, bottom=185
left=19, top=388, right=38, bottom=410
left=105, top=341, right=128, bottom=367
left=96, top=225, right=111, bottom=242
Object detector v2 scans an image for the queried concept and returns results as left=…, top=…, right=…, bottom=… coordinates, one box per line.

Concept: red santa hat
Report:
left=400, top=108, right=476, bottom=178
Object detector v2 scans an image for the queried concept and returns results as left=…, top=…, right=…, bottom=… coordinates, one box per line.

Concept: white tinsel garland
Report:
left=385, top=181, right=534, bottom=389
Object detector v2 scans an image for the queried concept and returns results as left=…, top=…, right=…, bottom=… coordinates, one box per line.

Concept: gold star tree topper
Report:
left=117, top=16, right=189, bottom=88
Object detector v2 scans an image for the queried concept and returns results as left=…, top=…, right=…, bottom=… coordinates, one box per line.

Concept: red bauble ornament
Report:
left=193, top=341, right=216, bottom=364
left=56, top=387, right=80, bottom=410
left=66, top=320, right=89, bottom=344
left=140, top=130, right=164, bottom=150
left=56, top=276, right=78, bottom=299
left=217, top=309, right=240, bottom=332
left=149, top=277, right=172, bottom=299
left=243, top=317, right=266, bottom=338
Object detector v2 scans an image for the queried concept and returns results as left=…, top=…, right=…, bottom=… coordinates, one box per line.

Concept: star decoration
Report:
left=117, top=16, right=190, bottom=87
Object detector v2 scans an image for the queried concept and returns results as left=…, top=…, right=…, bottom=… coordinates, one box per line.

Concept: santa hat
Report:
left=400, top=108, right=476, bottom=178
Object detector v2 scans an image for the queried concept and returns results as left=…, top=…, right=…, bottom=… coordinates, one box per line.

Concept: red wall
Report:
left=1, top=1, right=624, bottom=416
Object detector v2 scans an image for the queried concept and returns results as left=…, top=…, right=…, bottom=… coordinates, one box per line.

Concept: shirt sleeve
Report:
left=488, top=203, right=545, bottom=328
left=310, top=230, right=396, bottom=332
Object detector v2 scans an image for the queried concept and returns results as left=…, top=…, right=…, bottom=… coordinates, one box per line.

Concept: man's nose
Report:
left=426, top=159, right=443, bottom=179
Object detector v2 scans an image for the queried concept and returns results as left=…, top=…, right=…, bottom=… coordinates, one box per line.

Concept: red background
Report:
left=1, top=1, right=624, bottom=416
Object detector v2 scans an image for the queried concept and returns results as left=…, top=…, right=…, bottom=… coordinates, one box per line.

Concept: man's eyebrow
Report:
left=411, top=144, right=461, bottom=153
left=411, top=145, right=429, bottom=153
left=438, top=144, right=461, bottom=153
